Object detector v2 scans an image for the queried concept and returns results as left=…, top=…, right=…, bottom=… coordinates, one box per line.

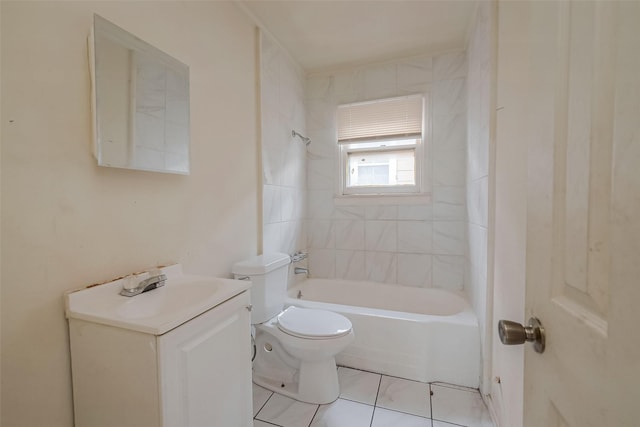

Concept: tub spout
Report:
left=294, top=267, right=309, bottom=277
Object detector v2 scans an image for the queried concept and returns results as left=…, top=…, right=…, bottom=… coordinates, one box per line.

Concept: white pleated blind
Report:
left=338, top=95, right=423, bottom=143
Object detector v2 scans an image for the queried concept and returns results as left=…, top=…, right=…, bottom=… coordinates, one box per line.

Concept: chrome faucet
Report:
left=119, top=274, right=167, bottom=297
left=294, top=267, right=309, bottom=277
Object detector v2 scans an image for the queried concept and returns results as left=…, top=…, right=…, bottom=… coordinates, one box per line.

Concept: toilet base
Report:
left=252, top=326, right=347, bottom=404
left=253, top=358, right=339, bottom=405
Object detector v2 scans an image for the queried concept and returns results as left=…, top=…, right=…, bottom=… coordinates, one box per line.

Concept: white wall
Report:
left=466, top=0, right=493, bottom=395
left=260, top=31, right=307, bottom=258
left=490, top=1, right=528, bottom=425
left=305, top=53, right=468, bottom=291
left=1, top=2, right=258, bottom=426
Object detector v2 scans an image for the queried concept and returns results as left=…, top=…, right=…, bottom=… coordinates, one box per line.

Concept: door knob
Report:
left=498, top=317, right=545, bottom=353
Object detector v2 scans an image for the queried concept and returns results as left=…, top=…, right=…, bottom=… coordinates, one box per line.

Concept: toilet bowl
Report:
left=253, top=307, right=354, bottom=404
left=232, top=253, right=354, bottom=404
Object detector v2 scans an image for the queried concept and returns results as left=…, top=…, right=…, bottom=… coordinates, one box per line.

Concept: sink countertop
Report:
left=65, top=264, right=251, bottom=335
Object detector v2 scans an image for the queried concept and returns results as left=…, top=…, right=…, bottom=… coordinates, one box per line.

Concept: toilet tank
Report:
left=232, top=253, right=291, bottom=324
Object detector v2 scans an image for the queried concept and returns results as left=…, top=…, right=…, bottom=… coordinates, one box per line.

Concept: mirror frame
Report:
left=89, top=14, right=191, bottom=175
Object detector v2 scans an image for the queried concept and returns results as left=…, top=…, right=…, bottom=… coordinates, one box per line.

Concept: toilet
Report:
left=232, top=253, right=354, bottom=404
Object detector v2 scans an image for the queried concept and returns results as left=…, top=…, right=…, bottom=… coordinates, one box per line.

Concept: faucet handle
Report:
left=290, top=251, right=308, bottom=263
left=122, top=276, right=137, bottom=291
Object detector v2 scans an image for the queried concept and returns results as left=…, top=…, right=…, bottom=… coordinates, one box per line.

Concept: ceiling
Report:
left=240, top=0, right=478, bottom=72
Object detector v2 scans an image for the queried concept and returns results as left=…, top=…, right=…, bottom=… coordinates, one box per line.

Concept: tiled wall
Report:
left=466, top=1, right=492, bottom=392
left=260, top=32, right=307, bottom=257
left=305, top=52, right=468, bottom=290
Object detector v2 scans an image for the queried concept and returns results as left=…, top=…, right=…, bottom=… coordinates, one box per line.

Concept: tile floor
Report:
left=253, top=367, right=495, bottom=427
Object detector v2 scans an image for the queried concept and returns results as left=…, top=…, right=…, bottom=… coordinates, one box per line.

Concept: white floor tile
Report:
left=371, top=407, right=431, bottom=427
left=255, top=393, right=319, bottom=427
left=254, top=420, right=278, bottom=427
left=310, top=398, right=374, bottom=427
left=337, top=367, right=381, bottom=405
left=253, top=383, right=273, bottom=417
left=431, top=384, right=494, bottom=427
left=376, top=376, right=431, bottom=418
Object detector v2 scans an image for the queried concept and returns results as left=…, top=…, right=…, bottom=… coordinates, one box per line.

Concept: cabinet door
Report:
left=158, top=291, right=253, bottom=427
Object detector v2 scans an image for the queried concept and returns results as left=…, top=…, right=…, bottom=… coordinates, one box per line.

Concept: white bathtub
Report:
left=285, top=278, right=480, bottom=388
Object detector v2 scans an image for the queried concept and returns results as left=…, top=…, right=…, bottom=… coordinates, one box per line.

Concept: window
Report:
left=338, top=94, right=424, bottom=196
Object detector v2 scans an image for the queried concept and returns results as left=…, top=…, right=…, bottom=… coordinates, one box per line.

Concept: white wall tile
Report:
left=433, top=186, right=467, bottom=220
left=309, top=248, right=336, bottom=278
left=306, top=75, right=334, bottom=101
left=365, top=251, right=397, bottom=284
left=398, top=204, right=432, bottom=221
left=307, top=128, right=337, bottom=159
left=308, top=158, right=334, bottom=190
left=397, top=55, right=433, bottom=94
left=433, top=51, right=467, bottom=81
left=332, top=70, right=364, bottom=104
left=365, top=205, right=398, bottom=220
left=308, top=190, right=334, bottom=219
left=397, top=221, right=432, bottom=253
left=263, top=184, right=281, bottom=224
left=433, top=221, right=466, bottom=255
left=335, top=219, right=366, bottom=250
left=334, top=205, right=366, bottom=220
left=364, top=63, right=397, bottom=100
left=308, top=219, right=335, bottom=249
left=467, top=176, right=488, bottom=227
left=434, top=149, right=466, bottom=186
left=263, top=222, right=282, bottom=254
left=280, top=186, right=296, bottom=222
left=432, top=78, right=466, bottom=152
left=432, top=255, right=465, bottom=290
left=365, top=220, right=397, bottom=252
left=305, top=50, right=470, bottom=288
left=335, top=250, right=366, bottom=281
left=397, top=253, right=432, bottom=287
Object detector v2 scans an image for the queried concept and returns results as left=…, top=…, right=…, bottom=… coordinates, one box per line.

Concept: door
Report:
left=498, top=1, right=640, bottom=426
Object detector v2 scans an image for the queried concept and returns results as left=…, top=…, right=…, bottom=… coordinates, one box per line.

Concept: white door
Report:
left=497, top=1, right=640, bottom=426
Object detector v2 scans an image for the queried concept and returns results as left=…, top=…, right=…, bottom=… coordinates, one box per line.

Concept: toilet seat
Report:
left=277, top=306, right=352, bottom=339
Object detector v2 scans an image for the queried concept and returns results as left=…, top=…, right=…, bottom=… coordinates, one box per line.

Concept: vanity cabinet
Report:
left=68, top=290, right=253, bottom=427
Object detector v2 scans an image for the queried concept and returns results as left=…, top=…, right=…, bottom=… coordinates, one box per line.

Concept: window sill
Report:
left=333, top=193, right=431, bottom=206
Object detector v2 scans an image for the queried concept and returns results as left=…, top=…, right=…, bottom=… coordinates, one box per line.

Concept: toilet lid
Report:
left=277, top=306, right=352, bottom=339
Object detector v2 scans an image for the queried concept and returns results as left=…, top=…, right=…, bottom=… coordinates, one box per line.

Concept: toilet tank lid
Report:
left=232, top=253, right=291, bottom=276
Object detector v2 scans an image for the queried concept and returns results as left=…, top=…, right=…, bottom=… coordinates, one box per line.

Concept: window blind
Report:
left=337, top=94, right=423, bottom=143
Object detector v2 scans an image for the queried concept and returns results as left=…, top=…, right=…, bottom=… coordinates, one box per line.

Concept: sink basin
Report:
left=116, top=281, right=219, bottom=319
left=65, top=265, right=250, bottom=335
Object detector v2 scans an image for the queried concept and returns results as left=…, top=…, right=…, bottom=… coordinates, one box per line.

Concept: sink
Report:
left=65, top=265, right=250, bottom=335
left=116, top=281, right=219, bottom=319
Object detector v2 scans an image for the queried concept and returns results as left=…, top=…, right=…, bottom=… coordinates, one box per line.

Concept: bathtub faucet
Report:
left=294, top=267, right=309, bottom=277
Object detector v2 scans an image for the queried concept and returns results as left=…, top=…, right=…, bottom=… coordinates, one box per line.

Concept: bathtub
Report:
left=285, top=278, right=480, bottom=388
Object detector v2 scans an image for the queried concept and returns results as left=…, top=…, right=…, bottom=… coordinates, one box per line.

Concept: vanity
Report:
left=65, top=265, right=253, bottom=427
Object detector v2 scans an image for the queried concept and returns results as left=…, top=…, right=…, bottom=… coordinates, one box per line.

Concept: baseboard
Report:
left=482, top=393, right=502, bottom=427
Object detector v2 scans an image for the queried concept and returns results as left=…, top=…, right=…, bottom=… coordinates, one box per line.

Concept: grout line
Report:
left=253, top=389, right=275, bottom=422
left=254, top=420, right=282, bottom=427
left=307, top=403, right=321, bottom=427
left=429, top=384, right=434, bottom=427
left=339, top=396, right=376, bottom=407
left=370, top=374, right=383, bottom=427
left=430, top=381, right=480, bottom=393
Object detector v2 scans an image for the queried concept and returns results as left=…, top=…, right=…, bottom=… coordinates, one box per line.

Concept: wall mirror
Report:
left=90, top=14, right=190, bottom=174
